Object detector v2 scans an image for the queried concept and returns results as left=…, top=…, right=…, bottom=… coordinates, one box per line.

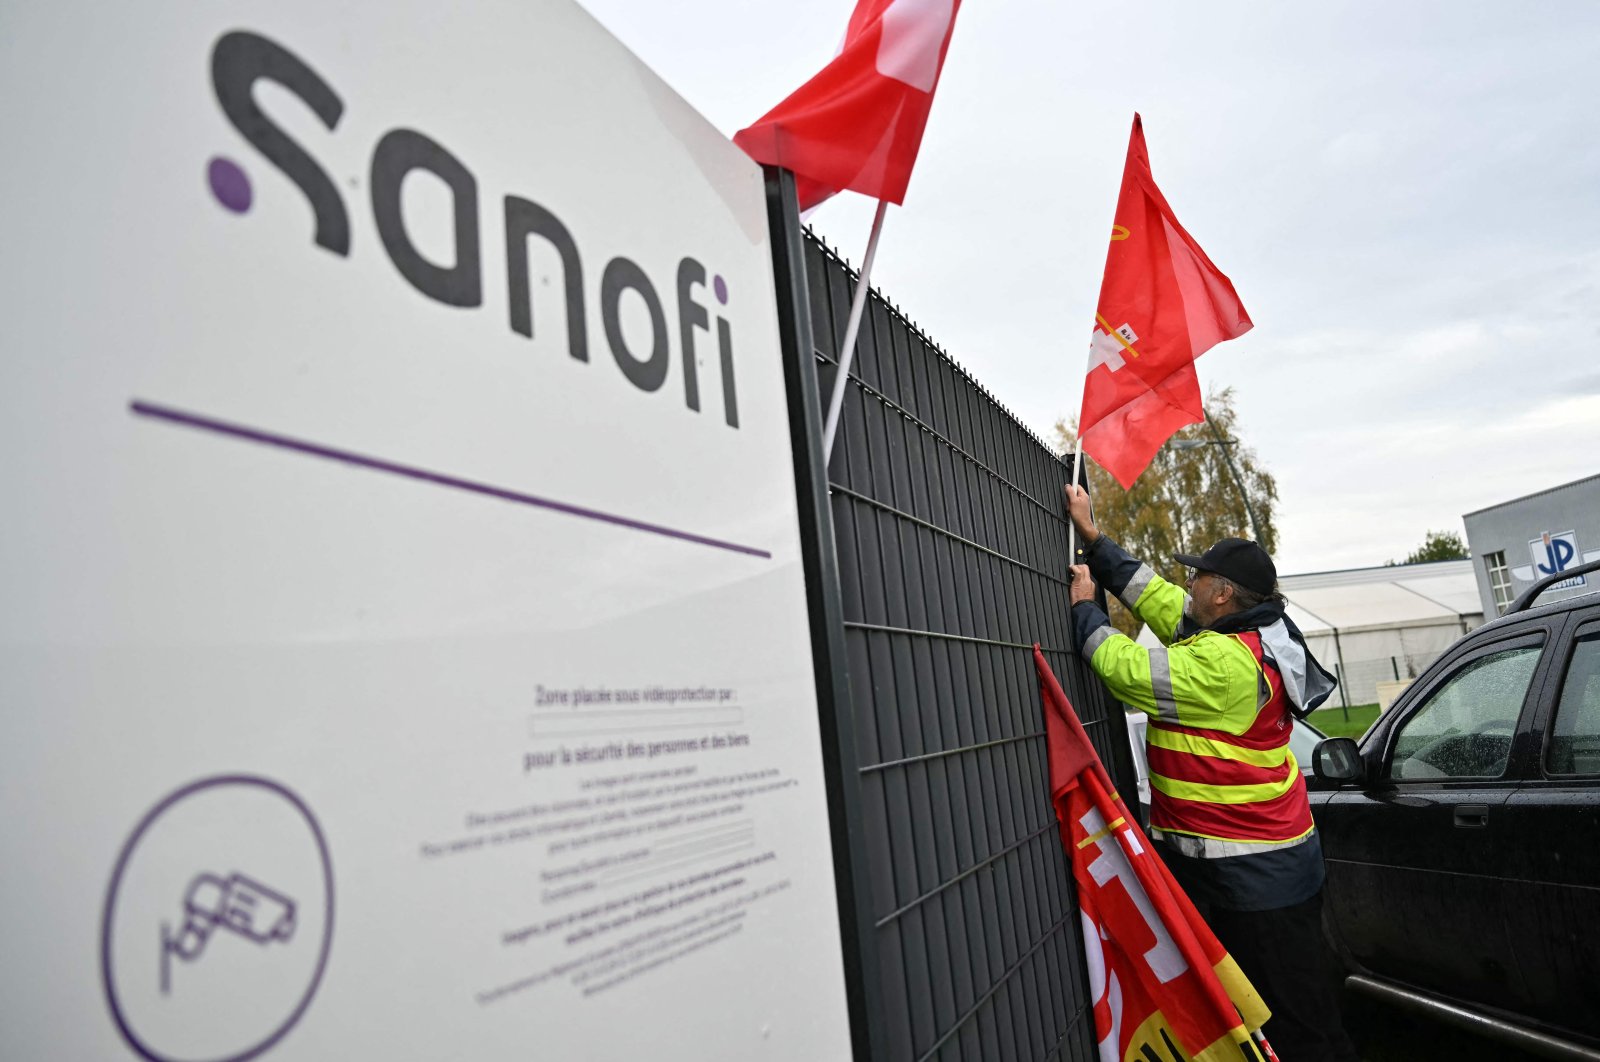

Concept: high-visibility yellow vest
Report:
left=1077, top=555, right=1315, bottom=849
left=1142, top=630, right=1313, bottom=846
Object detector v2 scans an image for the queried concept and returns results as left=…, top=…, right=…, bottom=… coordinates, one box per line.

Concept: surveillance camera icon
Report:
left=161, top=872, right=297, bottom=994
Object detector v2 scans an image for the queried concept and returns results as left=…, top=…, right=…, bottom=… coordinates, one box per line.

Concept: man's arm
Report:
left=1063, top=484, right=1187, bottom=644
left=1068, top=568, right=1257, bottom=731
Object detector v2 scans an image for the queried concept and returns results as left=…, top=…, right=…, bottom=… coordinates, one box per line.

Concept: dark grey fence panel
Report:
left=804, top=232, right=1137, bottom=1062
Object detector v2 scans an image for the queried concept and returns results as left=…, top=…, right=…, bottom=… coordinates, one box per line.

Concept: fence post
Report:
left=1391, top=656, right=1400, bottom=681
left=763, top=166, right=885, bottom=1062
left=1334, top=661, right=1349, bottom=719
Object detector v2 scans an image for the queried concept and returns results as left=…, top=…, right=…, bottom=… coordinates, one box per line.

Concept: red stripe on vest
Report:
left=1146, top=745, right=1295, bottom=787
left=1147, top=629, right=1314, bottom=844
left=1150, top=781, right=1314, bottom=842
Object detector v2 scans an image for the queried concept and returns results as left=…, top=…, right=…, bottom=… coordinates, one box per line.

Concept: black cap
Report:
left=1173, top=538, right=1276, bottom=596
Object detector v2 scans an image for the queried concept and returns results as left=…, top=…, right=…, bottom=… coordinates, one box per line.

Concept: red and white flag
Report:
left=733, top=0, right=962, bottom=211
left=1078, top=115, right=1252, bottom=488
left=1034, top=647, right=1276, bottom=1062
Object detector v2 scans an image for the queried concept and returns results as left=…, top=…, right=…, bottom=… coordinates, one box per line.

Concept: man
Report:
left=1063, top=483, right=1358, bottom=1062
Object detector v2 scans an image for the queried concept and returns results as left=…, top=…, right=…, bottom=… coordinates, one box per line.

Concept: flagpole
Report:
left=821, top=198, right=889, bottom=462
left=1068, top=436, right=1084, bottom=564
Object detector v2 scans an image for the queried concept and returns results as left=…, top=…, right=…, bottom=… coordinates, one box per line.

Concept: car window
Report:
left=1288, top=720, right=1321, bottom=775
left=1548, top=630, right=1600, bottom=776
left=1387, top=643, right=1542, bottom=781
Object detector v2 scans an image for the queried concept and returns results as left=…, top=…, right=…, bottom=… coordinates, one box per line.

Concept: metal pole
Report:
left=1332, top=629, right=1350, bottom=718
left=1203, top=411, right=1264, bottom=544
left=821, top=199, right=888, bottom=462
left=1067, top=437, right=1084, bottom=563
left=760, top=166, right=885, bottom=1061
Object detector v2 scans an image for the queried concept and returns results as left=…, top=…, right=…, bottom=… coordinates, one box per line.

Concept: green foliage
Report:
left=1392, top=529, right=1469, bottom=565
left=1307, top=703, right=1381, bottom=739
left=1053, top=386, right=1279, bottom=636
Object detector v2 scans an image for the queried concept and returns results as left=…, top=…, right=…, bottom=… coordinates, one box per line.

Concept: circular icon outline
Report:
left=101, top=775, right=335, bottom=1062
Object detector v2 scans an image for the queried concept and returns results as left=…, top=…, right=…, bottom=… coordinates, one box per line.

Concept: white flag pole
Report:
left=1068, top=435, right=1084, bottom=563
left=821, top=198, right=889, bottom=462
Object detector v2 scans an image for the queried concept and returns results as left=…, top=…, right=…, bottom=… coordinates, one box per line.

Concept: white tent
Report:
left=1135, top=560, right=1483, bottom=708
left=1284, top=561, right=1482, bottom=706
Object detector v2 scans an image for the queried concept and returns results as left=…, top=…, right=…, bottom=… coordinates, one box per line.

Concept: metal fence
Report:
left=1331, top=650, right=1447, bottom=709
left=802, top=230, right=1137, bottom=1062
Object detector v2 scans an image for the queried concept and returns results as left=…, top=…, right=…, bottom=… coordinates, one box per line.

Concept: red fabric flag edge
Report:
left=1077, top=115, right=1254, bottom=488
left=1033, top=645, right=1275, bottom=1061
left=732, top=0, right=962, bottom=211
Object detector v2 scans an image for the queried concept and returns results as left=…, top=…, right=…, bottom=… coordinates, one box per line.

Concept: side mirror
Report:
left=1313, top=738, right=1365, bottom=785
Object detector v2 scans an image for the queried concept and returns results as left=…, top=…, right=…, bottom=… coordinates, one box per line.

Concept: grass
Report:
left=1307, top=703, right=1381, bottom=739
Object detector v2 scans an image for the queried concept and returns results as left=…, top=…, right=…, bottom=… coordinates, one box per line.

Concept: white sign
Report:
left=1529, top=530, right=1587, bottom=591
left=0, top=3, right=854, bottom=1059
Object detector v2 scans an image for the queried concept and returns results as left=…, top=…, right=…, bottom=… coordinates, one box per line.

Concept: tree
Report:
left=1391, top=530, right=1468, bottom=565
left=1053, top=386, right=1279, bottom=636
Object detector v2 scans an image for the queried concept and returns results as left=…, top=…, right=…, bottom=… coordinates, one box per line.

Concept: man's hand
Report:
left=1068, top=564, right=1098, bottom=606
left=1062, top=484, right=1100, bottom=545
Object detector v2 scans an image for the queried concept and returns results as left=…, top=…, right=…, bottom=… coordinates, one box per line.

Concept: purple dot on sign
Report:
left=208, top=156, right=252, bottom=214
left=713, top=275, right=728, bottom=305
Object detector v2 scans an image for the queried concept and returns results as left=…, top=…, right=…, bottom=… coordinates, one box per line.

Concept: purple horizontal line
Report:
left=128, top=400, right=772, bottom=560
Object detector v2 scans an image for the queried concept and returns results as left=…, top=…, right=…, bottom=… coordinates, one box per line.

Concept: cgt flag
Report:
left=733, top=0, right=962, bottom=212
left=1078, top=115, right=1252, bottom=488
left=1034, top=646, right=1276, bottom=1062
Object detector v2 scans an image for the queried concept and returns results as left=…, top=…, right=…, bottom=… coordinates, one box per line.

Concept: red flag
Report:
left=1034, top=647, right=1276, bottom=1062
left=733, top=0, right=962, bottom=212
left=1078, top=116, right=1252, bottom=489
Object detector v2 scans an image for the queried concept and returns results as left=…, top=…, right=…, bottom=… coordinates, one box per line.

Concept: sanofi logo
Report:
left=206, top=30, right=740, bottom=429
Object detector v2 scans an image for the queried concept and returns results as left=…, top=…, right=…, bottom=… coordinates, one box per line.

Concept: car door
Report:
left=1496, top=606, right=1600, bottom=1041
left=1314, top=623, right=1553, bottom=1014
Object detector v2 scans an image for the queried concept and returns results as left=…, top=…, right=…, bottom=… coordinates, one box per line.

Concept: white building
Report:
left=1277, top=561, right=1484, bottom=709
left=1132, top=558, right=1484, bottom=709
left=1462, top=473, right=1600, bottom=616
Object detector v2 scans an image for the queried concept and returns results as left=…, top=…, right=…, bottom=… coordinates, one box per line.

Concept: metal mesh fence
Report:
left=803, top=232, right=1136, bottom=1062
left=1331, top=651, right=1447, bottom=709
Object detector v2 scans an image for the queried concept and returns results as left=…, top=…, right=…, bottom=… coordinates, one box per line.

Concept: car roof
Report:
left=1503, top=558, right=1600, bottom=617
left=1472, top=585, right=1600, bottom=638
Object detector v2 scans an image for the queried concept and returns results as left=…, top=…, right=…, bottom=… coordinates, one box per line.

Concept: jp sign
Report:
left=1530, top=531, right=1587, bottom=591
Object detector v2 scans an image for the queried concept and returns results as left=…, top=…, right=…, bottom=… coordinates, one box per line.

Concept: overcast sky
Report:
left=583, top=0, right=1600, bottom=574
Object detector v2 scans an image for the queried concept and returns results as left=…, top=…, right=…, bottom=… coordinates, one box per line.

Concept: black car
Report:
left=1309, top=559, right=1600, bottom=1060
